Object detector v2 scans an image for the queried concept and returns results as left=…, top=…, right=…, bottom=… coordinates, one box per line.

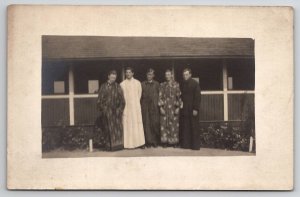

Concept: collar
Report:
left=166, top=80, right=175, bottom=86
left=126, top=77, right=134, bottom=81
left=107, top=80, right=115, bottom=85
left=184, top=78, right=192, bottom=83
left=146, top=80, right=154, bottom=84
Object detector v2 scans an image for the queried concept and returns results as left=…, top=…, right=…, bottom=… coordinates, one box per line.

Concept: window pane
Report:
left=73, top=60, right=123, bottom=94
left=227, top=58, right=255, bottom=90
left=42, top=61, right=69, bottom=95
left=54, top=81, right=65, bottom=94
left=125, top=59, right=173, bottom=83
left=88, top=80, right=99, bottom=94
left=174, top=59, right=223, bottom=90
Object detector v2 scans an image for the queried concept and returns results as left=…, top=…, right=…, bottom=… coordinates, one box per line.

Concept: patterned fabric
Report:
left=96, top=81, right=125, bottom=151
left=158, top=80, right=182, bottom=145
left=141, top=80, right=160, bottom=145
left=93, top=117, right=108, bottom=149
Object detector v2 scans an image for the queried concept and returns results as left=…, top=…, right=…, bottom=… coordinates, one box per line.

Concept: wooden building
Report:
left=42, top=36, right=255, bottom=147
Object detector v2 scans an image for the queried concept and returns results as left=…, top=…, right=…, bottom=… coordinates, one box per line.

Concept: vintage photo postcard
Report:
left=7, top=5, right=293, bottom=190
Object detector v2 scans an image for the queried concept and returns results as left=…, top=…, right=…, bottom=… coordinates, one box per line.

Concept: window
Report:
left=226, top=58, right=255, bottom=90
left=42, top=61, right=69, bottom=95
left=73, top=60, right=123, bottom=94
left=126, top=59, right=173, bottom=83
left=174, top=59, right=223, bottom=90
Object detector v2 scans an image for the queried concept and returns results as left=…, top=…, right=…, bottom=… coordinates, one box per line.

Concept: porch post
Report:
left=222, top=60, right=229, bottom=121
left=68, top=64, right=75, bottom=125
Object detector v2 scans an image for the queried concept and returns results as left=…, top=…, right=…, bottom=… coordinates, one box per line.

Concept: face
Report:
left=183, top=71, right=192, bottom=81
left=146, top=72, right=154, bottom=81
left=165, top=71, right=172, bottom=81
left=125, top=69, right=134, bottom=79
left=108, top=73, right=117, bottom=82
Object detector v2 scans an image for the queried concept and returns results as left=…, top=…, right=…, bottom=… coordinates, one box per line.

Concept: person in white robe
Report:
left=120, top=67, right=145, bottom=148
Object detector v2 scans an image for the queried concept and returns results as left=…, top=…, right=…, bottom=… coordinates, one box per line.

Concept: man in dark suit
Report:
left=180, top=68, right=201, bottom=150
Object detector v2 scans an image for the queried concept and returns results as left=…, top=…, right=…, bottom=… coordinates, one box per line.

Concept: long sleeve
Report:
left=116, top=84, right=126, bottom=116
left=97, top=85, right=105, bottom=113
left=158, top=84, right=165, bottom=109
left=137, top=81, right=142, bottom=99
left=118, top=84, right=126, bottom=112
left=193, top=82, right=201, bottom=111
left=175, top=83, right=183, bottom=108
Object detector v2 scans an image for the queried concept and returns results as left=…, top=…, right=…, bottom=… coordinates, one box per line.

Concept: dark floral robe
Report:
left=96, top=81, right=125, bottom=151
left=158, top=80, right=182, bottom=145
left=141, top=80, right=160, bottom=145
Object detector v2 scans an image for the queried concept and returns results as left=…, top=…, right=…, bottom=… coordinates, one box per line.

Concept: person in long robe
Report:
left=158, top=69, right=182, bottom=147
left=96, top=70, right=125, bottom=151
left=141, top=68, right=160, bottom=148
left=120, top=67, right=145, bottom=148
left=180, top=68, right=201, bottom=150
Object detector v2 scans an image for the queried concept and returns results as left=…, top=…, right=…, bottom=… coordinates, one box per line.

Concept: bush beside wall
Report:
left=42, top=121, right=255, bottom=152
left=200, top=122, right=255, bottom=152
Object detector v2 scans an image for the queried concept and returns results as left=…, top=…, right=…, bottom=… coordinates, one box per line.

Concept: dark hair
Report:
left=183, top=68, right=192, bottom=75
left=108, top=70, right=117, bottom=76
left=147, top=68, right=155, bottom=74
left=125, top=66, right=134, bottom=73
left=165, top=69, right=173, bottom=74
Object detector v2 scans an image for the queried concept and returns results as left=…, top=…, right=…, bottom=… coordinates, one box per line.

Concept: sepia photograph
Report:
left=42, top=36, right=255, bottom=158
left=6, top=5, right=293, bottom=190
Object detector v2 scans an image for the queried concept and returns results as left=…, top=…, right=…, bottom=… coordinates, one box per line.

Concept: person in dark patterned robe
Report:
left=96, top=70, right=125, bottom=151
left=141, top=68, right=160, bottom=148
left=180, top=68, right=201, bottom=150
left=158, top=69, right=182, bottom=147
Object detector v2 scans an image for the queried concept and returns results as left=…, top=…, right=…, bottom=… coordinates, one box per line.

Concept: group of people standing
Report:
left=96, top=66, right=201, bottom=151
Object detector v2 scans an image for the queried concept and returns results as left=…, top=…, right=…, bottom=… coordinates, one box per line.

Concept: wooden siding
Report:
left=42, top=99, right=69, bottom=127
left=74, top=98, right=98, bottom=125
left=42, top=94, right=255, bottom=126
left=199, top=95, right=224, bottom=121
left=228, top=94, right=254, bottom=121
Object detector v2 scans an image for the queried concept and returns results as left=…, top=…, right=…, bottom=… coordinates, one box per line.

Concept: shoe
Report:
left=173, top=144, right=180, bottom=148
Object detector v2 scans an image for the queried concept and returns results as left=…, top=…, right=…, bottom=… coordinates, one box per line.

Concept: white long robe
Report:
left=120, top=78, right=145, bottom=148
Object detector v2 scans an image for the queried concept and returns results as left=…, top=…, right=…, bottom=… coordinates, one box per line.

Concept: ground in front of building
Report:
left=42, top=147, right=255, bottom=158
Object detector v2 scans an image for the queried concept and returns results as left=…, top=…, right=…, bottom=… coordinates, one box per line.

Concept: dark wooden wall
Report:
left=199, top=95, right=224, bottom=121
left=74, top=98, right=98, bottom=125
left=228, top=94, right=255, bottom=121
left=42, top=99, right=69, bottom=126
left=42, top=94, right=254, bottom=127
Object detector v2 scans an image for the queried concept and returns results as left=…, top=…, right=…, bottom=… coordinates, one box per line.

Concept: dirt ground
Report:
left=42, top=147, right=255, bottom=158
